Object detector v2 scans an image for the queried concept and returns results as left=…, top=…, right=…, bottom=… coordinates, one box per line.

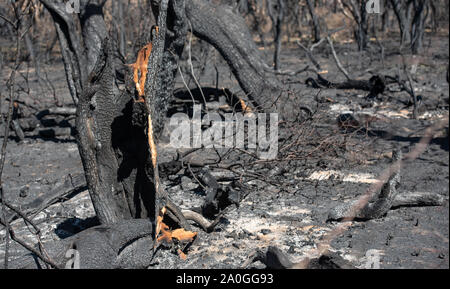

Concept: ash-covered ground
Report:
left=0, top=33, right=448, bottom=269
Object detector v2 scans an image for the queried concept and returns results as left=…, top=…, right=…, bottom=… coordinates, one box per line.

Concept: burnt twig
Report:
left=326, top=36, right=351, bottom=80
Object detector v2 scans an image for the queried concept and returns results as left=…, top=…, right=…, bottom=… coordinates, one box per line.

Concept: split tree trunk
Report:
left=41, top=0, right=186, bottom=225
left=42, top=0, right=282, bottom=226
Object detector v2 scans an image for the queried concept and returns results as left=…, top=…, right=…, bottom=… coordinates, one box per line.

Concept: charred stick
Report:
left=182, top=209, right=224, bottom=233
left=0, top=216, right=60, bottom=269
left=326, top=36, right=351, bottom=80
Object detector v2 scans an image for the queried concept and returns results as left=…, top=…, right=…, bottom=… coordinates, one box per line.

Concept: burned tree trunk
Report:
left=267, top=0, right=285, bottom=71
left=43, top=0, right=282, bottom=227
left=150, top=0, right=187, bottom=136
left=410, top=0, right=428, bottom=54
left=305, top=0, right=321, bottom=43
left=390, top=0, right=412, bottom=46
left=76, top=38, right=136, bottom=224
left=77, top=0, right=187, bottom=225
left=40, top=0, right=187, bottom=226
left=342, top=0, right=369, bottom=51
left=40, top=0, right=86, bottom=104
left=390, top=0, right=429, bottom=54
left=185, top=0, right=282, bottom=110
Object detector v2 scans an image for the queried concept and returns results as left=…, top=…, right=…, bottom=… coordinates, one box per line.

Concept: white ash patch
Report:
left=418, top=110, right=448, bottom=120
left=329, top=104, right=354, bottom=115
left=306, top=170, right=378, bottom=183
left=329, top=102, right=446, bottom=121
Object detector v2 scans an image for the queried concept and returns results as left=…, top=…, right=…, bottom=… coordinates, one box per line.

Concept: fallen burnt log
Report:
left=306, top=74, right=386, bottom=99
left=328, top=191, right=445, bottom=222
left=392, top=191, right=446, bottom=208
left=181, top=209, right=223, bottom=233
left=38, top=127, right=73, bottom=138
left=36, top=107, right=77, bottom=118
left=327, top=151, right=445, bottom=222
left=16, top=117, right=40, bottom=131
left=7, top=107, right=76, bottom=140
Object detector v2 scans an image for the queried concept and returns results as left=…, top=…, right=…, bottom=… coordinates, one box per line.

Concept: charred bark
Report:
left=44, top=0, right=283, bottom=227
left=40, top=0, right=187, bottom=226
left=76, top=39, right=136, bottom=224
left=185, top=0, right=282, bottom=110
left=342, top=0, right=369, bottom=51
left=390, top=0, right=413, bottom=46
left=149, top=0, right=187, bottom=137
left=410, top=0, right=428, bottom=54
left=306, top=0, right=321, bottom=43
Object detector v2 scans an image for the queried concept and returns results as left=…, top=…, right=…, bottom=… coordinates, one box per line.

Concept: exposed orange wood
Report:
left=157, top=223, right=198, bottom=243
left=147, top=114, right=157, bottom=169
left=129, top=42, right=153, bottom=101
left=178, top=249, right=187, bottom=260
left=239, top=98, right=253, bottom=114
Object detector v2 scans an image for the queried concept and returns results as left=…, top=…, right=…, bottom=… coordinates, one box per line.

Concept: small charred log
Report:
left=306, top=74, right=386, bottom=99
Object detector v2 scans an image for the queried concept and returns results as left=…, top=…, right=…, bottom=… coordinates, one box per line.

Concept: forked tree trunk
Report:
left=41, top=0, right=186, bottom=225
left=342, top=0, right=369, bottom=51
left=76, top=0, right=186, bottom=225
left=42, top=0, right=282, bottom=226
left=390, top=0, right=428, bottom=54
left=390, top=0, right=412, bottom=46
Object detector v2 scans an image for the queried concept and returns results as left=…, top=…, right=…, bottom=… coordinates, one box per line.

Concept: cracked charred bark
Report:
left=41, top=0, right=186, bottom=226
